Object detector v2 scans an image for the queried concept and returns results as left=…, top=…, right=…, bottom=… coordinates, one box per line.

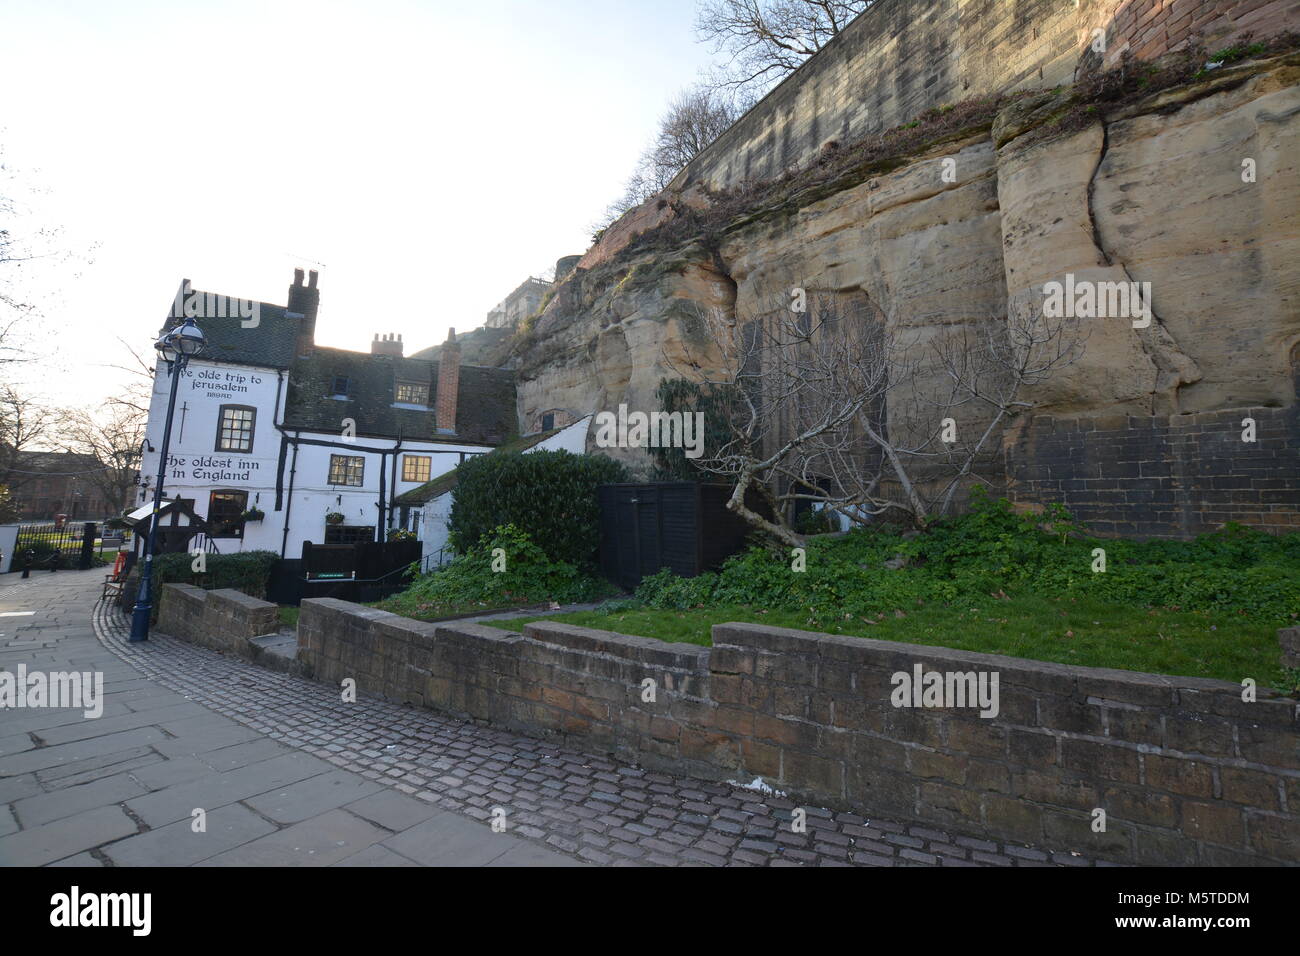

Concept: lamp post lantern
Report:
left=129, top=316, right=205, bottom=641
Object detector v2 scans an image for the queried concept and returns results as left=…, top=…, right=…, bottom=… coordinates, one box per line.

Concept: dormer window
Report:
left=331, top=376, right=350, bottom=398
left=395, top=382, right=428, bottom=405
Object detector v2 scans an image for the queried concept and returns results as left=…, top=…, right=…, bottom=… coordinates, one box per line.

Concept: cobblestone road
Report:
left=3, top=570, right=1104, bottom=866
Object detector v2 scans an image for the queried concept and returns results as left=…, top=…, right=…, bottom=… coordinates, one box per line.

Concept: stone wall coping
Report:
left=207, top=587, right=277, bottom=611
left=161, top=582, right=206, bottom=600
left=301, top=597, right=393, bottom=622
left=712, top=621, right=1279, bottom=700
left=524, top=620, right=710, bottom=669
left=436, top=620, right=526, bottom=647
left=301, top=599, right=1287, bottom=705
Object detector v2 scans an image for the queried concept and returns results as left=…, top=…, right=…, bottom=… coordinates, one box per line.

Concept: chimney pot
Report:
left=370, top=332, right=404, bottom=357
left=308, top=269, right=318, bottom=289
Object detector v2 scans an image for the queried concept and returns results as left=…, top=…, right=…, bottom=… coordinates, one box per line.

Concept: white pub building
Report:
left=140, top=270, right=518, bottom=559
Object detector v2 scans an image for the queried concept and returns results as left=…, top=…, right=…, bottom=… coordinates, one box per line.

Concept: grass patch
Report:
left=372, top=590, right=547, bottom=623
left=489, top=595, right=1285, bottom=685
left=277, top=606, right=299, bottom=630
left=489, top=492, right=1298, bottom=692
left=377, top=524, right=619, bottom=625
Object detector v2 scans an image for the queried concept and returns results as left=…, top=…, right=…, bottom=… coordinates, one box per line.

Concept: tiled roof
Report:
left=158, top=284, right=518, bottom=446
left=160, top=292, right=301, bottom=370
left=283, top=347, right=517, bottom=446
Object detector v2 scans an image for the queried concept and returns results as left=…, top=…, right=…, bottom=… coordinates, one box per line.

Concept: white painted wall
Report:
left=418, top=493, right=455, bottom=562
left=140, top=357, right=493, bottom=559
left=0, top=525, right=18, bottom=574
left=544, top=415, right=591, bottom=455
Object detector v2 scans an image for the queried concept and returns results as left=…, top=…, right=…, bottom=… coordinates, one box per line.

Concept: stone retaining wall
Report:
left=158, top=583, right=281, bottom=660
left=296, top=598, right=1299, bottom=864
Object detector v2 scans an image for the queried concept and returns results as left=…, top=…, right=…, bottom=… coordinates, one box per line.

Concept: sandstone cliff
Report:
left=512, top=48, right=1300, bottom=535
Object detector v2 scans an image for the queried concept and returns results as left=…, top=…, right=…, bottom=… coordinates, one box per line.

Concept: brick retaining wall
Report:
left=1007, top=406, right=1300, bottom=538
left=296, top=599, right=1299, bottom=864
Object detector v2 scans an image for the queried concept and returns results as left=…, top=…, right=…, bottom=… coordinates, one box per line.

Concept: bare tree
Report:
left=662, top=292, right=1085, bottom=545
left=652, top=88, right=745, bottom=176
left=0, top=157, right=37, bottom=365
left=0, top=148, right=81, bottom=365
left=100, top=336, right=157, bottom=418
left=0, top=386, right=65, bottom=493
left=696, top=0, right=872, bottom=98
left=58, top=403, right=146, bottom=516
left=595, top=86, right=745, bottom=230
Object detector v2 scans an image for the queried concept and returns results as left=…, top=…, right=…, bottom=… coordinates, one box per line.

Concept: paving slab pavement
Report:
left=0, top=570, right=575, bottom=867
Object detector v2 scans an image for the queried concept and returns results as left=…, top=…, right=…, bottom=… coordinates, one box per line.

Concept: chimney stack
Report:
left=289, top=268, right=320, bottom=357
left=370, top=332, right=403, bottom=357
left=435, top=328, right=460, bottom=435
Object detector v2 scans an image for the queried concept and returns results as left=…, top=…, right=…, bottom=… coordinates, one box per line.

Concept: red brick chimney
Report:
left=289, top=268, right=320, bottom=357
left=435, top=328, right=460, bottom=435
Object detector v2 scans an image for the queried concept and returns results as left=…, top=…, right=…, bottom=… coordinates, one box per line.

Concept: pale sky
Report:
left=0, top=0, right=715, bottom=409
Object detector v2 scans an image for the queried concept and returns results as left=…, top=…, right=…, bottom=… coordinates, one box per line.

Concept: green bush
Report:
left=447, top=450, right=628, bottom=569
left=394, top=524, right=616, bottom=614
left=635, top=568, right=720, bottom=610
left=151, top=550, right=280, bottom=598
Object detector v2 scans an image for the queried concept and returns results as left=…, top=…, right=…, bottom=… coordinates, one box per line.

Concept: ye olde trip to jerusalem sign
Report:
left=184, top=366, right=264, bottom=397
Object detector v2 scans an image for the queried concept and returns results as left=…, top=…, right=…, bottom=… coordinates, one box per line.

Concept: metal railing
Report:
left=186, top=532, right=222, bottom=555
left=418, top=547, right=455, bottom=574
left=15, top=522, right=85, bottom=556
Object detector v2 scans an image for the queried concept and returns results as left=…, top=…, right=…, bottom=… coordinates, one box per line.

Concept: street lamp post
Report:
left=129, top=316, right=205, bottom=642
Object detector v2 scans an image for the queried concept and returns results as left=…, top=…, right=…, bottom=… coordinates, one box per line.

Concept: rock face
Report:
left=515, top=53, right=1300, bottom=533
left=516, top=251, right=733, bottom=470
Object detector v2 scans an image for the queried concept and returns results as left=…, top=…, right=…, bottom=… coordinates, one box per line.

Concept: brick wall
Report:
left=296, top=600, right=1300, bottom=864
left=1006, top=406, right=1300, bottom=538
left=1105, top=0, right=1300, bottom=66
left=673, top=0, right=1298, bottom=190
left=157, top=583, right=282, bottom=660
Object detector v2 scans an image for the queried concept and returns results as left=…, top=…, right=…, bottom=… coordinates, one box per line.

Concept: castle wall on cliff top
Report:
left=672, top=0, right=1295, bottom=191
